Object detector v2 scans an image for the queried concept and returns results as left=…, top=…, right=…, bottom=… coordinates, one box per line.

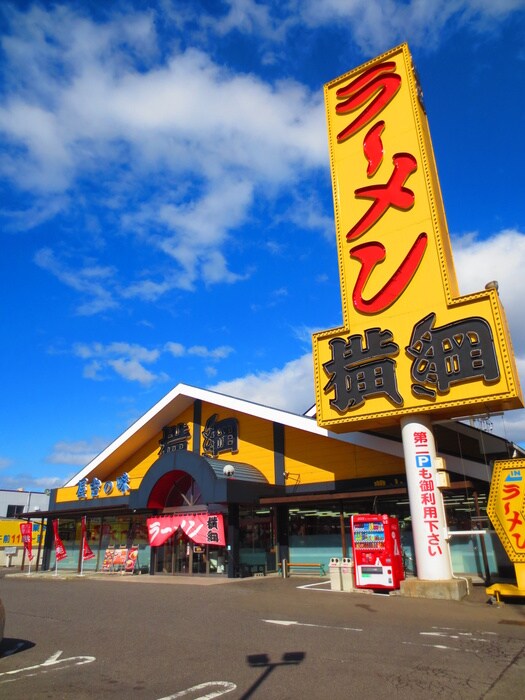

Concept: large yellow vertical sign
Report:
left=313, top=44, right=522, bottom=431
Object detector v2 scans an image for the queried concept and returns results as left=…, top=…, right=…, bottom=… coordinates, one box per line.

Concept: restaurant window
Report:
left=94, top=515, right=150, bottom=573
left=49, top=515, right=150, bottom=574
left=239, top=506, right=276, bottom=572
left=289, top=505, right=344, bottom=569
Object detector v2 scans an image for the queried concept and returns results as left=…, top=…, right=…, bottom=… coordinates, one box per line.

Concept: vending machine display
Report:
left=351, top=514, right=405, bottom=590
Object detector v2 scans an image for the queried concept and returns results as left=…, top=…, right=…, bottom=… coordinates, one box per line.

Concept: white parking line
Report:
left=402, top=626, right=500, bottom=653
left=263, top=618, right=362, bottom=632
left=296, top=580, right=332, bottom=591
left=157, top=681, right=237, bottom=699
left=0, top=650, right=96, bottom=684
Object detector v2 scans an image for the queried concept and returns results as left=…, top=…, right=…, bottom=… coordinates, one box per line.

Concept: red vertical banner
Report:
left=20, top=521, right=34, bottom=561
left=52, top=519, right=68, bottom=562
left=81, top=516, right=95, bottom=561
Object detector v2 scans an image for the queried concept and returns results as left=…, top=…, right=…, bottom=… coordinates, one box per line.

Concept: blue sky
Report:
left=2, top=0, right=525, bottom=491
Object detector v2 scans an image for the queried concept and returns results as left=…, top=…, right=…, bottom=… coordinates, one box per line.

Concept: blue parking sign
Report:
left=415, top=455, right=432, bottom=468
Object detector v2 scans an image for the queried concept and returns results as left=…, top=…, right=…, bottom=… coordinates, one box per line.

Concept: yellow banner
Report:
left=313, top=44, right=522, bottom=431
left=0, top=520, right=46, bottom=548
left=487, top=459, right=525, bottom=563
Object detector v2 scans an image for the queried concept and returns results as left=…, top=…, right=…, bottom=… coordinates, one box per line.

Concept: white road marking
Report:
left=431, top=626, right=497, bottom=635
left=0, top=650, right=95, bottom=684
left=263, top=619, right=362, bottom=632
left=403, top=642, right=462, bottom=651
left=296, top=581, right=331, bottom=590
left=421, top=632, right=490, bottom=642
left=402, top=626, right=499, bottom=653
left=157, top=681, right=237, bottom=699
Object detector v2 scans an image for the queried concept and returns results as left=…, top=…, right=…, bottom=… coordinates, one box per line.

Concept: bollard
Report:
left=341, top=557, right=354, bottom=591
left=329, top=557, right=342, bottom=591
left=281, top=558, right=289, bottom=578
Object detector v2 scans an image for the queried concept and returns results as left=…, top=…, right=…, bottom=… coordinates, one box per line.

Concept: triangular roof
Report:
left=64, top=383, right=490, bottom=487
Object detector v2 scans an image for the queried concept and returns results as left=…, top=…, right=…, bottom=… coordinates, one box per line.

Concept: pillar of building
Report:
left=276, top=505, right=290, bottom=568
left=227, top=503, right=240, bottom=578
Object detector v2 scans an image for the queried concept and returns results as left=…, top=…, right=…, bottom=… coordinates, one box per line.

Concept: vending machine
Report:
left=350, top=514, right=405, bottom=590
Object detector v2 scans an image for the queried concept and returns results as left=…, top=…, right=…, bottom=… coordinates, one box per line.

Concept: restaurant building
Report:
left=32, top=383, right=519, bottom=581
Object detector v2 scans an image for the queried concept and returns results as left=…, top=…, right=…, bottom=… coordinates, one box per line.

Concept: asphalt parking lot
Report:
left=1, top=570, right=525, bottom=699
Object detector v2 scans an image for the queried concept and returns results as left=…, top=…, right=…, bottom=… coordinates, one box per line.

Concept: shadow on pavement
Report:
left=240, top=651, right=305, bottom=699
left=0, top=637, right=36, bottom=658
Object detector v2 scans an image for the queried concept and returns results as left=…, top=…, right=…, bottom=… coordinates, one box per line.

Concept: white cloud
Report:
left=2, top=195, right=69, bottom=232
left=46, top=438, right=108, bottom=466
left=495, top=410, right=525, bottom=447
left=165, top=341, right=234, bottom=360
left=0, top=465, right=80, bottom=491
left=207, top=0, right=289, bottom=41
left=121, top=279, right=174, bottom=303
left=453, top=229, right=525, bottom=353
left=0, top=6, right=326, bottom=189
left=108, top=358, right=166, bottom=385
left=0, top=472, right=68, bottom=491
left=291, top=324, right=321, bottom=346
left=300, top=0, right=525, bottom=53
left=34, top=247, right=119, bottom=316
left=507, top=356, right=525, bottom=446
left=0, top=457, right=13, bottom=470
left=2, top=1, right=524, bottom=307
left=448, top=228, right=525, bottom=445
left=73, top=341, right=163, bottom=385
left=188, top=345, right=234, bottom=360
left=72, top=339, right=233, bottom=384
left=209, top=352, right=315, bottom=413
left=0, top=5, right=327, bottom=297
left=164, top=342, right=185, bottom=357
left=83, top=360, right=103, bottom=381
left=74, top=341, right=160, bottom=363
left=145, top=177, right=256, bottom=290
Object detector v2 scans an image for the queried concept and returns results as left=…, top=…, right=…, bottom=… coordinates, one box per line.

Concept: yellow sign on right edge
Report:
left=313, top=44, right=523, bottom=431
left=487, top=459, right=525, bottom=564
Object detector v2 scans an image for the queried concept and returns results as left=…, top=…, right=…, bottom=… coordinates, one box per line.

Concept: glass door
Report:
left=174, top=533, right=191, bottom=574
left=156, top=534, right=175, bottom=574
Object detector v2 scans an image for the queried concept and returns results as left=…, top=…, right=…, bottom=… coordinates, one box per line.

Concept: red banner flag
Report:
left=147, top=513, right=225, bottom=547
left=81, top=516, right=95, bottom=561
left=20, top=521, right=34, bottom=561
left=52, top=519, right=68, bottom=562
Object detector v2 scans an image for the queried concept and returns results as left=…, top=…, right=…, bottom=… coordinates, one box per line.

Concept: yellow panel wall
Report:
left=105, top=406, right=196, bottom=482
left=284, top=426, right=405, bottom=485
left=53, top=400, right=406, bottom=506
left=200, top=403, right=276, bottom=482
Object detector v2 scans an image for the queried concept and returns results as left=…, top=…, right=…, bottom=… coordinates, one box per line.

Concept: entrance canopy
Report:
left=130, top=449, right=277, bottom=510
left=147, top=513, right=226, bottom=547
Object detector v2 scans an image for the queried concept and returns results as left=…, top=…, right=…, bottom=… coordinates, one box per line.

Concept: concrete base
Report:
left=398, top=577, right=469, bottom=601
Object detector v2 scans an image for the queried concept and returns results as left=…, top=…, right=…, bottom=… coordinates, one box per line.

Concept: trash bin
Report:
left=329, top=557, right=342, bottom=591
left=341, top=557, right=354, bottom=591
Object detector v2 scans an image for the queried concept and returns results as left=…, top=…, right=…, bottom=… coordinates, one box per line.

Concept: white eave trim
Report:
left=64, top=383, right=406, bottom=487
